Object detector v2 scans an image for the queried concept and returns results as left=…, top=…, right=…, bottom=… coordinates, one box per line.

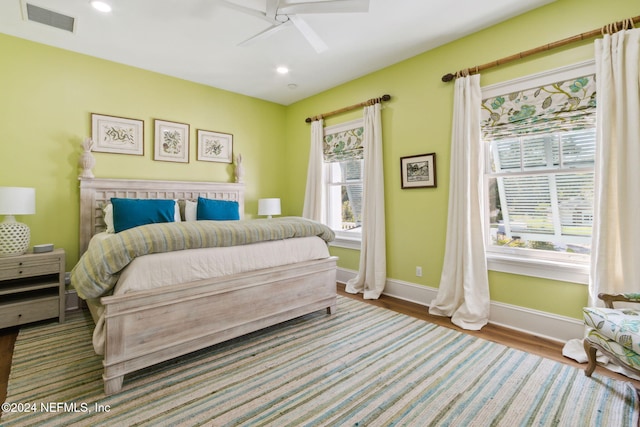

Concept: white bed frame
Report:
left=78, top=177, right=337, bottom=395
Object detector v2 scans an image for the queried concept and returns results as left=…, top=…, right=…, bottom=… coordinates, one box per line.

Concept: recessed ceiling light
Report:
left=276, top=66, right=289, bottom=74
left=90, top=1, right=112, bottom=13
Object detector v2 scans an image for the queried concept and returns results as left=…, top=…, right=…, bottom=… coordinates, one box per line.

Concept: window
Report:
left=481, top=63, right=596, bottom=283
left=326, top=159, right=363, bottom=234
left=323, top=119, right=364, bottom=247
left=486, top=129, right=595, bottom=257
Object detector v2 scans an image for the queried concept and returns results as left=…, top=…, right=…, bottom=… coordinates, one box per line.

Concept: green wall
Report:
left=284, top=0, right=640, bottom=320
left=0, top=34, right=286, bottom=270
left=1, top=0, right=637, bottom=322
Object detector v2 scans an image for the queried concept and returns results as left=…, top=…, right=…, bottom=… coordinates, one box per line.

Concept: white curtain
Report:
left=345, top=103, right=387, bottom=299
left=590, top=28, right=640, bottom=304
left=428, top=74, right=490, bottom=330
left=563, top=28, right=640, bottom=369
left=302, top=119, right=325, bottom=223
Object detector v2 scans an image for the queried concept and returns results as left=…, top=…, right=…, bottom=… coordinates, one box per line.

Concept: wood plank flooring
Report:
left=0, top=327, right=17, bottom=406
left=0, top=284, right=637, bottom=408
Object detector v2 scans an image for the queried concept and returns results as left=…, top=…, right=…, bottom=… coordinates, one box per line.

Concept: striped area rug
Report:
left=2, top=297, right=638, bottom=426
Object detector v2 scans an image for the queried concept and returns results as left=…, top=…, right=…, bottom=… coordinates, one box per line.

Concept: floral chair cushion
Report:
left=585, top=329, right=640, bottom=371
left=583, top=306, right=640, bottom=355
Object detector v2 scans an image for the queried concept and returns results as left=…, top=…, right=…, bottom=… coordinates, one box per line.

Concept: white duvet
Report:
left=87, top=234, right=331, bottom=354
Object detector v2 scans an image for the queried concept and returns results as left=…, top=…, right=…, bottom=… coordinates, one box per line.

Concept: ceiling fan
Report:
left=219, top=0, right=370, bottom=53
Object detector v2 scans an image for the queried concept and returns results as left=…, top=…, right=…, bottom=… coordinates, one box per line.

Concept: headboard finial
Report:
left=79, top=137, right=96, bottom=179
left=234, top=153, right=244, bottom=184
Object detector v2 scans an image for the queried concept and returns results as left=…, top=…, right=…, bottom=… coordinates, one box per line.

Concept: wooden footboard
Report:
left=100, top=256, right=338, bottom=395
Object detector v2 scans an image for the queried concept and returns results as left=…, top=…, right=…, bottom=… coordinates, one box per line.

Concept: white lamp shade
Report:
left=0, top=187, right=36, bottom=215
left=258, top=198, right=281, bottom=216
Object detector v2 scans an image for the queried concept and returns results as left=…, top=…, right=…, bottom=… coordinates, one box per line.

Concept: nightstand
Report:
left=0, top=248, right=65, bottom=328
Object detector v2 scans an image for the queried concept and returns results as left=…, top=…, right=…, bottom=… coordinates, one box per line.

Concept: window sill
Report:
left=329, top=236, right=361, bottom=250
left=486, top=253, right=589, bottom=284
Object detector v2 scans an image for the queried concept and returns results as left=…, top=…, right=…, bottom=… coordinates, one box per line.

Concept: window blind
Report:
left=481, top=75, right=596, bottom=141
left=323, top=126, right=364, bottom=162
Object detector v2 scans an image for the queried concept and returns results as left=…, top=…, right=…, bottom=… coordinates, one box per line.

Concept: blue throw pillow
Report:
left=197, top=197, right=240, bottom=221
left=111, top=198, right=177, bottom=232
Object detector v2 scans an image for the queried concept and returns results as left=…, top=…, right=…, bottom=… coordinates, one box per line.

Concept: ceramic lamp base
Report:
left=0, top=221, right=30, bottom=257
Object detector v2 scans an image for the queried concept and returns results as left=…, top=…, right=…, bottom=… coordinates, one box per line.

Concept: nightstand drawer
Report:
left=0, top=249, right=65, bottom=327
left=0, top=295, right=60, bottom=328
left=0, top=260, right=61, bottom=280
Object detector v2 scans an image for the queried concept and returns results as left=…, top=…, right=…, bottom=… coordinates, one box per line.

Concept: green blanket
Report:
left=71, top=217, right=334, bottom=300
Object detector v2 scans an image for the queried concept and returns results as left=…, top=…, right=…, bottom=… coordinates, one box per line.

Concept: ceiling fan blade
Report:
left=265, top=0, right=280, bottom=19
left=218, top=0, right=279, bottom=25
left=288, top=15, right=328, bottom=53
left=237, top=22, right=291, bottom=47
left=279, top=0, right=369, bottom=15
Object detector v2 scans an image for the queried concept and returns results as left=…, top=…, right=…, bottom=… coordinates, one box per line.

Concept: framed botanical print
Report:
left=197, top=129, right=233, bottom=163
left=154, top=119, right=189, bottom=163
left=400, top=153, right=437, bottom=188
left=91, top=113, right=144, bottom=155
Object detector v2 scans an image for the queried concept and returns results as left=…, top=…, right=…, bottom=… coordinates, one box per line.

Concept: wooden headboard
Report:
left=78, top=177, right=245, bottom=254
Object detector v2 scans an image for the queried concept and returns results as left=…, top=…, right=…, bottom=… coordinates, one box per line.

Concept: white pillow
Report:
left=103, top=203, right=116, bottom=233
left=185, top=200, right=197, bottom=221
left=103, top=199, right=181, bottom=233
left=173, top=200, right=182, bottom=222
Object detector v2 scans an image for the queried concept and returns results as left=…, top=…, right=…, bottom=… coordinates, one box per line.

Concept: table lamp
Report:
left=258, top=198, right=281, bottom=219
left=0, top=187, right=36, bottom=256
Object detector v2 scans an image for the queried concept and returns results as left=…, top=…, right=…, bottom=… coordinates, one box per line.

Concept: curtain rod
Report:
left=304, top=94, right=391, bottom=123
left=441, top=15, right=640, bottom=82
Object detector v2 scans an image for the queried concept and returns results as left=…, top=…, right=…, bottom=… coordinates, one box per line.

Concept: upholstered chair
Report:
left=583, top=293, right=640, bottom=377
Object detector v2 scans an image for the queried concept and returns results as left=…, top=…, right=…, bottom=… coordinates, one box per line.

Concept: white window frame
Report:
left=481, top=60, right=595, bottom=284
left=323, top=119, right=364, bottom=249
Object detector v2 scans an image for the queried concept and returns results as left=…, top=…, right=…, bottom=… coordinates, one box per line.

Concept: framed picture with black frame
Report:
left=400, top=153, right=436, bottom=188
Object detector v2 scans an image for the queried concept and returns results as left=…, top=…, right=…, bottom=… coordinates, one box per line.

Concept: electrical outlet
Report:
left=416, top=266, right=423, bottom=277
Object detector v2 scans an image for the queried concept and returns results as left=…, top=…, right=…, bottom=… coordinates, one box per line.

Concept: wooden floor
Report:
left=0, top=284, right=638, bottom=406
left=0, top=327, right=17, bottom=406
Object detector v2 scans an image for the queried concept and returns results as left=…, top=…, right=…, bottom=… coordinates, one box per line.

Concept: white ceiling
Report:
left=0, top=0, right=555, bottom=105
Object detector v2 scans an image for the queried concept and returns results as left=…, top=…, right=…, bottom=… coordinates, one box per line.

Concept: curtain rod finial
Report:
left=442, top=73, right=455, bottom=82
left=305, top=117, right=312, bottom=123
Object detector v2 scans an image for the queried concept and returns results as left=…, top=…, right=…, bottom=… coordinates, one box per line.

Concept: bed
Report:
left=72, top=176, right=337, bottom=395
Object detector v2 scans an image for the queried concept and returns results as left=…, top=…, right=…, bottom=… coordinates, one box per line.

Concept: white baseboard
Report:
left=337, top=267, right=583, bottom=343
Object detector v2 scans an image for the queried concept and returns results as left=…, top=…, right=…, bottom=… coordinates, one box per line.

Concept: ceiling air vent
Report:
left=23, top=3, right=76, bottom=33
